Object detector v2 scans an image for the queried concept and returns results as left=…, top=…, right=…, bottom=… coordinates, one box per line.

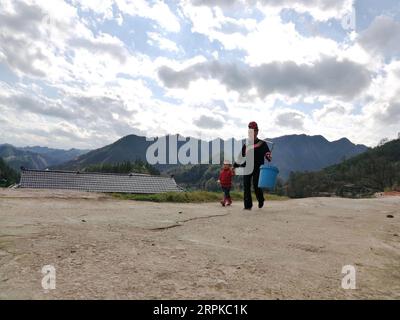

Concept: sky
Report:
left=0, top=0, right=399, bottom=149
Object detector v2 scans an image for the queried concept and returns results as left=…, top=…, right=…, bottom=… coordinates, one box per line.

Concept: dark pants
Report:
left=243, top=168, right=264, bottom=209
left=222, top=187, right=231, bottom=198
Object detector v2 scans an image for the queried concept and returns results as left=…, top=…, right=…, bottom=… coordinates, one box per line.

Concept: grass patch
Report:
left=112, top=191, right=288, bottom=203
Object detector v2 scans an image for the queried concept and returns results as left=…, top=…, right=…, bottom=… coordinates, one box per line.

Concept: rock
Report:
left=215, top=279, right=227, bottom=289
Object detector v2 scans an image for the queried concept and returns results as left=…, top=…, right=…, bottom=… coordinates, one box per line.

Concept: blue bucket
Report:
left=258, top=165, right=279, bottom=190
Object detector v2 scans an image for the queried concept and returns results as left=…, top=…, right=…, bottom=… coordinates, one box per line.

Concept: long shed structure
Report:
left=19, top=168, right=183, bottom=194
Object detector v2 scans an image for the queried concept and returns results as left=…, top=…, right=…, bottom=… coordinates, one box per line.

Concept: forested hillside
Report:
left=287, top=139, right=400, bottom=198
left=84, top=160, right=160, bottom=175
left=0, top=157, right=20, bottom=187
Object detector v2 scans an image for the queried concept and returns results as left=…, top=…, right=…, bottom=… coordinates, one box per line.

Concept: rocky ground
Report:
left=0, top=188, right=399, bottom=299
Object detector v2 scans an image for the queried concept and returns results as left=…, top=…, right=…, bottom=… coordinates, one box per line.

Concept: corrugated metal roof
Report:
left=19, top=169, right=183, bottom=194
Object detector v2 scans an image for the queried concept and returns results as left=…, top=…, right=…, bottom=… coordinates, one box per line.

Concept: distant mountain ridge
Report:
left=286, top=138, right=400, bottom=197
left=269, top=134, right=368, bottom=179
left=55, top=134, right=368, bottom=180
left=0, top=144, right=89, bottom=171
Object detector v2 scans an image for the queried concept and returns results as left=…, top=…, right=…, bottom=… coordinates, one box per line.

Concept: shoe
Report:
left=220, top=197, right=226, bottom=207
left=226, top=197, right=232, bottom=206
left=258, top=201, right=264, bottom=208
left=243, top=207, right=252, bottom=211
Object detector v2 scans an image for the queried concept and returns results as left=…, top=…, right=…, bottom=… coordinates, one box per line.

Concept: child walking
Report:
left=218, top=160, right=235, bottom=206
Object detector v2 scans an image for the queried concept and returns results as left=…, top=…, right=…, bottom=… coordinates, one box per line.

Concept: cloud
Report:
left=191, top=0, right=235, bottom=7
left=0, top=35, right=48, bottom=77
left=314, top=104, right=347, bottom=120
left=275, top=110, right=305, bottom=129
left=71, top=0, right=114, bottom=20
left=180, top=2, right=345, bottom=70
left=194, top=115, right=224, bottom=129
left=68, top=94, right=137, bottom=120
left=0, top=80, right=145, bottom=148
left=0, top=0, right=138, bottom=83
left=0, top=1, right=49, bottom=76
left=0, top=91, right=75, bottom=120
left=147, top=32, right=180, bottom=52
left=376, top=99, right=400, bottom=125
left=189, top=0, right=352, bottom=20
left=0, top=82, right=138, bottom=125
left=358, top=16, right=400, bottom=59
left=158, top=58, right=371, bottom=100
left=69, top=35, right=128, bottom=64
left=0, top=1, right=46, bottom=38
left=192, top=0, right=347, bottom=10
left=0, top=0, right=398, bottom=149
left=116, top=0, right=181, bottom=32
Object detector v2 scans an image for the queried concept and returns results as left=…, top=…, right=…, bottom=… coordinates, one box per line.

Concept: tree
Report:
left=204, top=177, right=219, bottom=191
left=0, top=158, right=20, bottom=187
left=84, top=160, right=160, bottom=175
left=378, top=138, right=389, bottom=146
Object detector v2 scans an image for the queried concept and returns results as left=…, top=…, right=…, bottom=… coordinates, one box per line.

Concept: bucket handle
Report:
left=264, top=140, right=275, bottom=152
left=264, top=140, right=275, bottom=165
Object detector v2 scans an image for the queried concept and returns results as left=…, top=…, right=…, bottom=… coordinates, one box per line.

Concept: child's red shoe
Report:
left=220, top=196, right=227, bottom=206
left=226, top=197, right=232, bottom=206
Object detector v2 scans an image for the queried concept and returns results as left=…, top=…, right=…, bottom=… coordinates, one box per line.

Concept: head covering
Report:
left=248, top=121, right=258, bottom=130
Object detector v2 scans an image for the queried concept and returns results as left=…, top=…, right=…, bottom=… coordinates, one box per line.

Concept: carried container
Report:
left=258, top=140, right=279, bottom=191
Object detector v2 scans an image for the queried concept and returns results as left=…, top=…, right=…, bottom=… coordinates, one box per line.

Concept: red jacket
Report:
left=219, top=168, right=234, bottom=187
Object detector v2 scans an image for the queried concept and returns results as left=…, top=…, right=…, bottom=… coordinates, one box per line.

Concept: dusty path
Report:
left=0, top=188, right=399, bottom=299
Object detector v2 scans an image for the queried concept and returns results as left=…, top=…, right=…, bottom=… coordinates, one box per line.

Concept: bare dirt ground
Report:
left=0, top=188, right=399, bottom=300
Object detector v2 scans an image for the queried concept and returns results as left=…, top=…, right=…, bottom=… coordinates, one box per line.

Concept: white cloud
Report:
left=0, top=0, right=398, bottom=149
left=0, top=77, right=156, bottom=148
left=71, top=0, right=114, bottom=20
left=256, top=0, right=353, bottom=22
left=116, top=0, right=181, bottom=32
left=0, top=0, right=138, bottom=84
left=189, top=0, right=354, bottom=21
left=69, top=33, right=129, bottom=63
left=147, top=32, right=180, bottom=52
left=313, top=102, right=348, bottom=121
left=180, top=3, right=342, bottom=65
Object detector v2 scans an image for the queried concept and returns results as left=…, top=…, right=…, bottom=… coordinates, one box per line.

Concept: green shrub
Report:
left=112, top=191, right=288, bottom=203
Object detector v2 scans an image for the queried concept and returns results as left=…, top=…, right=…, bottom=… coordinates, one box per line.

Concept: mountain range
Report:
left=0, top=144, right=89, bottom=171
left=54, top=134, right=368, bottom=180
left=2, top=134, right=397, bottom=196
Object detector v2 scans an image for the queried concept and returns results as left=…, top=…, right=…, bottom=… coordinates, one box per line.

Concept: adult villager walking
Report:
left=234, top=121, right=272, bottom=210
